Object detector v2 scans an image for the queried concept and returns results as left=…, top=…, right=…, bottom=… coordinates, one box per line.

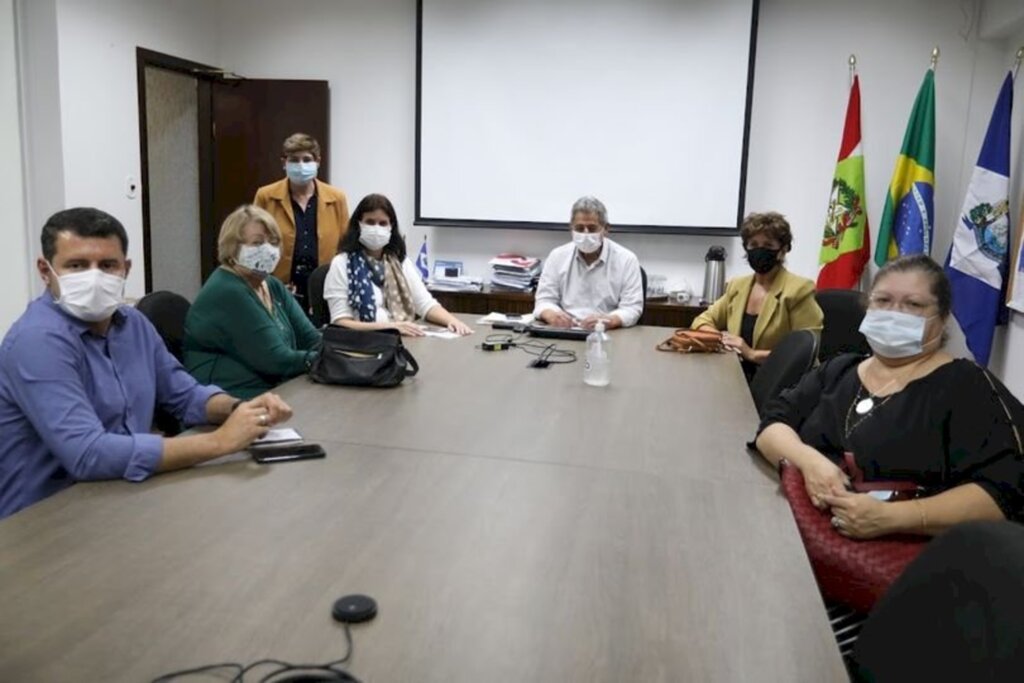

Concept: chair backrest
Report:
left=307, top=263, right=331, bottom=328
left=135, top=290, right=191, bottom=362
left=750, top=329, right=819, bottom=416
left=815, top=288, right=871, bottom=361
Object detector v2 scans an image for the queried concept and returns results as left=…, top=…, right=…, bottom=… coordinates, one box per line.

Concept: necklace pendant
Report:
left=855, top=397, right=874, bottom=415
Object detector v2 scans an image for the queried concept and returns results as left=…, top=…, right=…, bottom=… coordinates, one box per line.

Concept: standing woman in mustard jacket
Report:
left=253, top=132, right=350, bottom=313
left=692, top=212, right=823, bottom=381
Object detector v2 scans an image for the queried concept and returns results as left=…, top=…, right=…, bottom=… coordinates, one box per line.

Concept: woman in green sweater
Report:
left=184, top=205, right=321, bottom=399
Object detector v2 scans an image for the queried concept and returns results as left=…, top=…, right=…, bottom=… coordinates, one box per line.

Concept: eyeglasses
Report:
left=867, top=295, right=937, bottom=315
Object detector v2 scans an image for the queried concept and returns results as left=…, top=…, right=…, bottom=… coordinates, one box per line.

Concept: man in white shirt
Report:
left=533, top=196, right=644, bottom=329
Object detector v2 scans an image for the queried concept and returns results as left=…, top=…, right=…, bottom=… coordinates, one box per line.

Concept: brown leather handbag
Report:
left=656, top=328, right=724, bottom=353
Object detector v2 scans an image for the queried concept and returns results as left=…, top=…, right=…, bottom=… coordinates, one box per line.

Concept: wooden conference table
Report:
left=0, top=319, right=846, bottom=682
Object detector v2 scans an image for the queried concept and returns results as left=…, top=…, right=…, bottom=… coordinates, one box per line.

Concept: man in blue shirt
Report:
left=0, top=208, right=293, bottom=518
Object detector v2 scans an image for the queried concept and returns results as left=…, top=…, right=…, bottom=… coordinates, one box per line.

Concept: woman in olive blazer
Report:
left=692, top=212, right=823, bottom=381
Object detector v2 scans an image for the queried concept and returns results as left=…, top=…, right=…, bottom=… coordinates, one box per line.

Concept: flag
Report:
left=874, top=69, right=936, bottom=265
left=416, top=237, right=429, bottom=280
left=945, top=72, right=1013, bottom=366
left=1009, top=211, right=1024, bottom=313
left=818, top=75, right=870, bottom=289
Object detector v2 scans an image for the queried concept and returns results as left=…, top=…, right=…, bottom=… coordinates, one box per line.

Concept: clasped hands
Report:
left=801, top=456, right=891, bottom=540
left=542, top=310, right=614, bottom=330
left=720, top=332, right=752, bottom=360
left=216, top=392, right=294, bottom=453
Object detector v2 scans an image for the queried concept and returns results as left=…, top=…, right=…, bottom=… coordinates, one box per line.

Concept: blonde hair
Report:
left=281, top=132, right=321, bottom=159
left=217, top=205, right=282, bottom=265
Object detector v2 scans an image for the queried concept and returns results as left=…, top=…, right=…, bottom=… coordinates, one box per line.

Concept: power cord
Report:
left=152, top=622, right=360, bottom=683
left=517, top=340, right=577, bottom=366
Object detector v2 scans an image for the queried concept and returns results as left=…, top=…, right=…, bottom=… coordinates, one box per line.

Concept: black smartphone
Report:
left=250, top=443, right=326, bottom=464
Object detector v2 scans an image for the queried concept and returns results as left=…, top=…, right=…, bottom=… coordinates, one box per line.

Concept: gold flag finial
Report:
left=930, top=46, right=940, bottom=70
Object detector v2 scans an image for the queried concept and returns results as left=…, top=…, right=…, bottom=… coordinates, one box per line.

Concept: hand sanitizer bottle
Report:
left=584, top=321, right=610, bottom=387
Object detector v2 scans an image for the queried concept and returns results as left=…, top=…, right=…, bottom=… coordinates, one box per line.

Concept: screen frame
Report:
left=414, top=0, right=760, bottom=236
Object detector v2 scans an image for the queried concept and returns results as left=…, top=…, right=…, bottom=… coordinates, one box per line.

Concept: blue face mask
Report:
left=859, top=309, right=938, bottom=359
left=285, top=161, right=318, bottom=184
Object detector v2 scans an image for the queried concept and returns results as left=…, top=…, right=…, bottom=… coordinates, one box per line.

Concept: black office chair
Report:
left=750, top=329, right=818, bottom=416
left=136, top=290, right=191, bottom=436
left=815, top=289, right=871, bottom=362
left=136, top=290, right=191, bottom=362
left=851, top=521, right=1024, bottom=682
left=307, top=263, right=331, bottom=328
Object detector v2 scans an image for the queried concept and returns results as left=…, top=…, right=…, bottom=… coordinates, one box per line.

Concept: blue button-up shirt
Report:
left=0, top=293, right=224, bottom=518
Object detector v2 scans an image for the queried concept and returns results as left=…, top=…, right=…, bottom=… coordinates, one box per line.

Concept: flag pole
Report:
left=1014, top=46, right=1023, bottom=80
left=930, top=46, right=940, bottom=71
left=848, top=54, right=856, bottom=86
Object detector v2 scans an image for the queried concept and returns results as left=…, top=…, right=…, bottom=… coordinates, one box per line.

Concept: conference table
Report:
left=0, top=319, right=847, bottom=682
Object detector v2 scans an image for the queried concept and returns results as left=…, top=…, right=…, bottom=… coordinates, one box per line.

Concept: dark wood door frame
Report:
left=136, top=47, right=228, bottom=294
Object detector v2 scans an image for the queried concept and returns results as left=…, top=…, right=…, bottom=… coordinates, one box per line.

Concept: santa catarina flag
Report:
left=818, top=75, right=870, bottom=289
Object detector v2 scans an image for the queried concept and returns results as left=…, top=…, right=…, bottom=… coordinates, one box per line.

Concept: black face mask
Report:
left=746, top=247, right=780, bottom=274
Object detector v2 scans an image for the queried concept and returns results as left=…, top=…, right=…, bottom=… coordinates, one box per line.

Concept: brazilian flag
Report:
left=874, top=69, right=936, bottom=265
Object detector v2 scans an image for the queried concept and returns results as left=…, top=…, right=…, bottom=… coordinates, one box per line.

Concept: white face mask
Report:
left=236, top=243, right=281, bottom=276
left=359, top=223, right=392, bottom=251
left=573, top=231, right=603, bottom=255
left=49, top=265, right=125, bottom=323
left=859, top=309, right=938, bottom=359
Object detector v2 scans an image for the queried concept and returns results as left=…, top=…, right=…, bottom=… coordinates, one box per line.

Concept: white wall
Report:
left=12, top=0, right=62, bottom=308
left=217, top=0, right=1014, bottom=294
left=9, top=0, right=1024, bottom=394
left=0, top=0, right=30, bottom=333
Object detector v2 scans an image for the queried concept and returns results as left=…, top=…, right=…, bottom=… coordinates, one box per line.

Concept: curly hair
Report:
left=740, top=212, right=793, bottom=252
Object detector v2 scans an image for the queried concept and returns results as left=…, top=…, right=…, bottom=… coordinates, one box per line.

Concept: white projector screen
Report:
left=416, top=0, right=759, bottom=234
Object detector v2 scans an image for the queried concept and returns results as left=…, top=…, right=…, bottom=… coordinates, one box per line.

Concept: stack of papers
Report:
left=477, top=312, right=535, bottom=325
left=253, top=428, right=304, bottom=445
left=488, top=254, right=541, bottom=292
left=426, top=275, right=483, bottom=292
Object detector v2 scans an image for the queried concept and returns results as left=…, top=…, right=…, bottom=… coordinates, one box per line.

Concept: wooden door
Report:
left=203, top=79, right=330, bottom=281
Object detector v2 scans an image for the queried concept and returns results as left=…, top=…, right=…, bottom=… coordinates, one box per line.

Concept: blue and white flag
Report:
left=945, top=72, right=1013, bottom=366
left=416, top=237, right=429, bottom=280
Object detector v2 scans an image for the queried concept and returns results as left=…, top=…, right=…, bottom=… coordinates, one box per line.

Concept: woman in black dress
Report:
left=755, top=255, right=1024, bottom=539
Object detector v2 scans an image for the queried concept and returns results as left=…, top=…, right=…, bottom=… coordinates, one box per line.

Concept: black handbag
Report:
left=309, top=326, right=419, bottom=387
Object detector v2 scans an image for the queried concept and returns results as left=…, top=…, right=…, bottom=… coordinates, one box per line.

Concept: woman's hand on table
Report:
left=393, top=322, right=425, bottom=337
left=447, top=319, right=474, bottom=336
left=721, top=332, right=753, bottom=361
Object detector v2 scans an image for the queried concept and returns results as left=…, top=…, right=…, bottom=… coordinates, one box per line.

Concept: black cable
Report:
left=152, top=663, right=243, bottom=683
left=517, top=340, right=577, bottom=364
left=322, top=622, right=355, bottom=668
left=152, top=624, right=360, bottom=683
left=477, top=331, right=576, bottom=364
